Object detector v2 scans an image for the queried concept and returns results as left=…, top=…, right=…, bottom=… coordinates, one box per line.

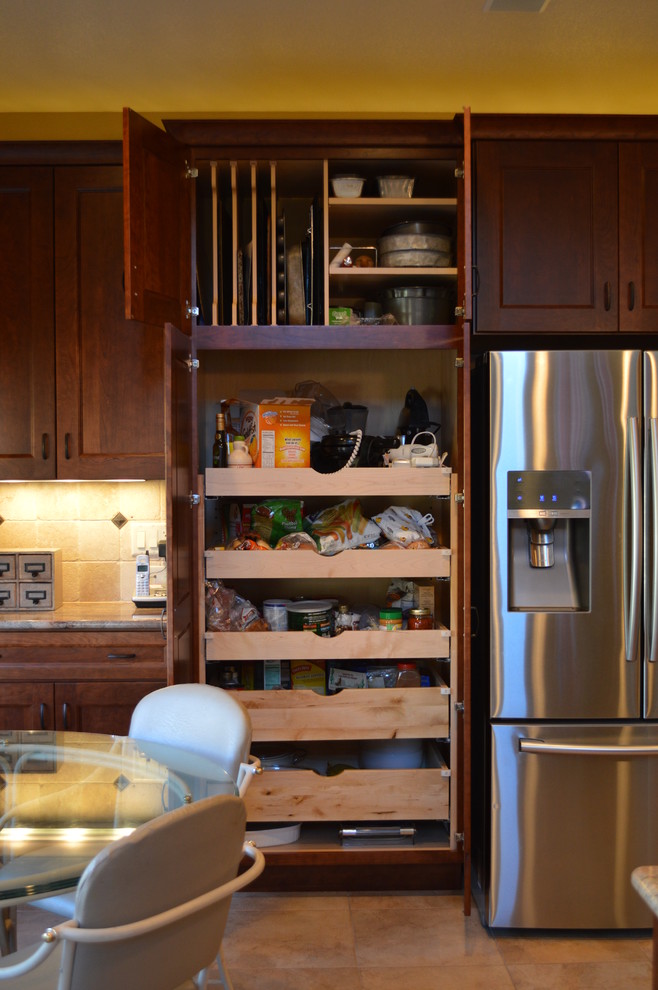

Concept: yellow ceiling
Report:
left=2, top=0, right=658, bottom=140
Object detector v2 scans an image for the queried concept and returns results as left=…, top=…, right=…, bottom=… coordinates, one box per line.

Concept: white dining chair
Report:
left=30, top=683, right=262, bottom=989
left=0, top=794, right=264, bottom=990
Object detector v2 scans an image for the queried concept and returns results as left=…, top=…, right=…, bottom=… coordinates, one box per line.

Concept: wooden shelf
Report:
left=204, top=628, right=450, bottom=662
left=205, top=465, right=452, bottom=498
left=241, top=685, right=451, bottom=742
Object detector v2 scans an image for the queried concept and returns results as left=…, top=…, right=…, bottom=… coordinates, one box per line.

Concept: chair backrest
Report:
left=67, top=794, right=247, bottom=990
left=129, top=683, right=252, bottom=787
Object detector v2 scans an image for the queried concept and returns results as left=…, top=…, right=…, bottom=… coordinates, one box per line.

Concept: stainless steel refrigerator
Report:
left=472, top=350, right=658, bottom=929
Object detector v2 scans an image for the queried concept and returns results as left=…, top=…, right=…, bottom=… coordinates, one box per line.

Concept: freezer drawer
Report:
left=488, top=722, right=658, bottom=929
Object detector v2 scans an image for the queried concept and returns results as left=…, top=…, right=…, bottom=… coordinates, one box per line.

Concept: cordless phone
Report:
left=135, top=553, right=150, bottom=597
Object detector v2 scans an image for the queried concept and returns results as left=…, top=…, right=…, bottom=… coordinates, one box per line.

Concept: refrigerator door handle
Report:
left=625, top=416, right=642, bottom=662
left=519, top=738, right=658, bottom=756
left=649, top=417, right=658, bottom=663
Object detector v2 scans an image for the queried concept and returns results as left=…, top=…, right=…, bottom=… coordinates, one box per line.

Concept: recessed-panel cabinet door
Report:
left=0, top=167, right=56, bottom=479
left=474, top=141, right=619, bottom=333
left=619, top=142, right=658, bottom=332
left=55, top=681, right=165, bottom=735
left=54, top=166, right=164, bottom=479
left=123, top=109, right=192, bottom=333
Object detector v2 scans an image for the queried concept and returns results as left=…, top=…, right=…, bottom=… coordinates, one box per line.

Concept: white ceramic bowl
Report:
left=331, top=175, right=365, bottom=198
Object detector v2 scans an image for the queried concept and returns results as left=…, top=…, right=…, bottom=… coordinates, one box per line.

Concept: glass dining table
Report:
left=0, top=730, right=236, bottom=915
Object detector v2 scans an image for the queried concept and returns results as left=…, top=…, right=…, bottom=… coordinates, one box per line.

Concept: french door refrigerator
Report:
left=472, top=350, right=658, bottom=929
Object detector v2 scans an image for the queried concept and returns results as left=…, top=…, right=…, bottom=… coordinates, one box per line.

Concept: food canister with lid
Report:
left=286, top=600, right=335, bottom=637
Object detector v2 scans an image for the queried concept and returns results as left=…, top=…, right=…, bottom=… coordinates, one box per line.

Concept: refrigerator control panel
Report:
left=507, top=469, right=591, bottom=518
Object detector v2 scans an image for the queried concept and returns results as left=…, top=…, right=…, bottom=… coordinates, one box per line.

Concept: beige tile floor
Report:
left=19, top=890, right=654, bottom=990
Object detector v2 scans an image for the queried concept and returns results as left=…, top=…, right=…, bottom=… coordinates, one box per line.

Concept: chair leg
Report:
left=1, top=908, right=17, bottom=957
left=213, top=947, right=235, bottom=990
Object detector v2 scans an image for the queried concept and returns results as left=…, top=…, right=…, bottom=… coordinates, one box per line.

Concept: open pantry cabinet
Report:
left=124, top=111, right=471, bottom=901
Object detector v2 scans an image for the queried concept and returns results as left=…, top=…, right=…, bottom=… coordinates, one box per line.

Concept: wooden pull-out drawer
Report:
left=244, top=761, right=449, bottom=823
left=241, top=685, right=450, bottom=742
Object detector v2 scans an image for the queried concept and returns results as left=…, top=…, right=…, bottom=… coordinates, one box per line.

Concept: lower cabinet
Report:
left=0, top=631, right=167, bottom=735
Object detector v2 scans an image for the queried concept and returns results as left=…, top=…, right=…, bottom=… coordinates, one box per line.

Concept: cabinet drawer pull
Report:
left=604, top=281, right=612, bottom=311
left=40, top=702, right=46, bottom=730
left=41, top=433, right=50, bottom=460
left=62, top=703, right=70, bottom=729
left=64, top=433, right=72, bottom=459
left=628, top=281, right=636, bottom=311
left=106, top=652, right=137, bottom=660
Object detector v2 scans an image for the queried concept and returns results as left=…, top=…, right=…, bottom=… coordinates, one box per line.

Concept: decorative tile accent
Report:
left=114, top=774, right=131, bottom=791
left=111, top=512, right=128, bottom=529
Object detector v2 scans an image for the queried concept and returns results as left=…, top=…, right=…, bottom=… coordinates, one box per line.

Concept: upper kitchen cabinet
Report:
left=473, top=129, right=658, bottom=335
left=473, top=140, right=619, bottom=334
left=0, top=167, right=55, bottom=479
left=0, top=154, right=165, bottom=481
left=619, top=142, right=658, bottom=331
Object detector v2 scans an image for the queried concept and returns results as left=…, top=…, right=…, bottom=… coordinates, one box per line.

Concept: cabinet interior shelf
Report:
left=205, top=547, right=450, bottom=580
left=195, top=324, right=463, bottom=350
left=205, top=466, right=452, bottom=498
left=204, top=628, right=450, bottom=662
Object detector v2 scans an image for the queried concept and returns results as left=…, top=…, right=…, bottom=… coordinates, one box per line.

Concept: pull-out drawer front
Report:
left=0, top=555, right=17, bottom=580
left=18, top=582, right=55, bottom=609
left=0, top=583, right=17, bottom=608
left=18, top=553, right=54, bottom=581
left=244, top=764, right=450, bottom=823
left=241, top=686, right=450, bottom=742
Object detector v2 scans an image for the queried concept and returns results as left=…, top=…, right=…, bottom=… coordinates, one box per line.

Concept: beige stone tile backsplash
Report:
left=0, top=481, right=166, bottom=604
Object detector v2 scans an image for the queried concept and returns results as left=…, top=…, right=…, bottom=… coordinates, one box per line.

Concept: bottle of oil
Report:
left=212, top=411, right=227, bottom=468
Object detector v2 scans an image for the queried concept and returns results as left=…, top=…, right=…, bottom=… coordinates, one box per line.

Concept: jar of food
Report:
left=395, top=662, right=421, bottom=687
left=379, top=608, right=403, bottom=631
left=407, top=608, right=433, bottom=630
left=335, top=604, right=352, bottom=634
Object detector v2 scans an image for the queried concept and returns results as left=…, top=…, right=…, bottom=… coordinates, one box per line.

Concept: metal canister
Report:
left=286, top=600, right=334, bottom=637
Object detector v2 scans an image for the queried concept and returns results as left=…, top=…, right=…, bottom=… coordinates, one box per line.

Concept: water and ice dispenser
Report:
left=507, top=470, right=591, bottom=611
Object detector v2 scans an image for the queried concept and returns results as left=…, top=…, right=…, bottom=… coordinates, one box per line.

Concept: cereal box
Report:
left=239, top=396, right=313, bottom=468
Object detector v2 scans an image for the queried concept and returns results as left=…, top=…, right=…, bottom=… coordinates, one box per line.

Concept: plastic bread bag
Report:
left=373, top=506, right=436, bottom=548
left=250, top=498, right=304, bottom=547
left=304, top=499, right=381, bottom=555
left=205, top=580, right=269, bottom=631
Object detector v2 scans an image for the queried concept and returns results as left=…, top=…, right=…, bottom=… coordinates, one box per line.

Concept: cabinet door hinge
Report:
left=185, top=357, right=200, bottom=372
left=455, top=305, right=465, bottom=318
left=454, top=167, right=465, bottom=180
left=455, top=357, right=464, bottom=368
left=188, top=492, right=201, bottom=507
left=455, top=832, right=464, bottom=846
left=186, top=302, right=200, bottom=319
left=185, top=163, right=199, bottom=179
left=454, top=700, right=465, bottom=713
left=454, top=492, right=465, bottom=506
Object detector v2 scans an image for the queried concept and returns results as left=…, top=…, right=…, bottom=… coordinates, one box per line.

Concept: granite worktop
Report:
left=632, top=866, right=658, bottom=919
left=0, top=601, right=165, bottom=632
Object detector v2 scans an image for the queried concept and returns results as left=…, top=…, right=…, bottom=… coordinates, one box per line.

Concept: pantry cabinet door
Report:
left=123, top=108, right=192, bottom=333
left=165, top=323, right=198, bottom=685
left=619, top=142, right=658, bottom=332
left=0, top=167, right=56, bottom=479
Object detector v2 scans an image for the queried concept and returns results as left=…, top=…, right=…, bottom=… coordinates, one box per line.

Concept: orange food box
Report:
left=240, top=396, right=313, bottom=468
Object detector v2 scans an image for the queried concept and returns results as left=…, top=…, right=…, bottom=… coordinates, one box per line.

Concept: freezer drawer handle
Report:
left=519, top=738, right=658, bottom=756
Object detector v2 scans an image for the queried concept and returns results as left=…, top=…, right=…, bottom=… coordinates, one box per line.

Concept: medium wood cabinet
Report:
left=125, top=111, right=472, bottom=897
left=0, top=157, right=165, bottom=480
left=0, top=630, right=167, bottom=735
left=474, top=137, right=658, bottom=334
